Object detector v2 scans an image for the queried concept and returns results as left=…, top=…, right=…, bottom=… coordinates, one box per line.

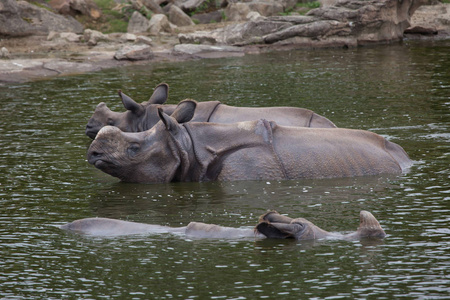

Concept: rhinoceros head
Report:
left=87, top=99, right=197, bottom=183
left=256, top=211, right=386, bottom=240
left=85, top=83, right=169, bottom=139
left=255, top=211, right=331, bottom=240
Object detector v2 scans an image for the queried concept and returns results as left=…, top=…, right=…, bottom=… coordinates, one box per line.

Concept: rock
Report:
left=173, top=43, right=246, bottom=59
left=48, top=0, right=71, bottom=15
left=0, top=0, right=83, bottom=37
left=268, top=15, right=318, bottom=25
left=128, top=0, right=164, bottom=15
left=121, top=33, right=138, bottom=42
left=148, top=14, right=174, bottom=35
left=173, top=44, right=244, bottom=55
left=179, top=19, right=292, bottom=45
left=247, top=11, right=263, bottom=22
left=279, top=0, right=299, bottom=10
left=180, top=0, right=223, bottom=13
left=1, top=47, right=11, bottom=59
left=84, top=29, right=109, bottom=46
left=225, top=1, right=284, bottom=21
left=168, top=5, right=195, bottom=27
left=136, top=35, right=154, bottom=45
left=191, top=10, right=224, bottom=24
left=141, top=0, right=164, bottom=14
left=264, top=20, right=350, bottom=44
left=114, top=44, right=154, bottom=60
left=224, top=3, right=251, bottom=21
left=247, top=1, right=284, bottom=17
left=407, top=2, right=450, bottom=36
left=181, top=0, right=435, bottom=47
left=128, top=11, right=151, bottom=34
left=60, top=32, right=82, bottom=42
left=404, top=25, right=438, bottom=35
left=49, top=0, right=101, bottom=19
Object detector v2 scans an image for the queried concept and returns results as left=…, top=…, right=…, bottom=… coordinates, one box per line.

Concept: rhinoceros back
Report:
left=272, top=126, right=411, bottom=179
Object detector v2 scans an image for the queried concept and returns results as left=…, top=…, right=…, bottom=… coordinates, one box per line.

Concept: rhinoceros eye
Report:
left=107, top=118, right=115, bottom=126
left=127, top=143, right=141, bottom=157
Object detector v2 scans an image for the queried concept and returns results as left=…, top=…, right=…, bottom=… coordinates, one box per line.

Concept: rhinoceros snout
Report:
left=85, top=126, right=98, bottom=139
left=87, top=148, right=105, bottom=166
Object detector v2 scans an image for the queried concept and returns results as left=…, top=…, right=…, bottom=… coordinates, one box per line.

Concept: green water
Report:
left=1, top=40, right=449, bottom=299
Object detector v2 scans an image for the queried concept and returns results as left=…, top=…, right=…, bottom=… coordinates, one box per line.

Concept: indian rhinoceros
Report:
left=61, top=210, right=386, bottom=240
left=85, top=83, right=336, bottom=139
left=86, top=99, right=412, bottom=183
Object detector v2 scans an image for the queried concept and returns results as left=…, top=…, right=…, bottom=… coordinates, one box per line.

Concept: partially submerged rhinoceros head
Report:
left=85, top=83, right=169, bottom=139
left=256, top=210, right=386, bottom=240
left=87, top=99, right=197, bottom=183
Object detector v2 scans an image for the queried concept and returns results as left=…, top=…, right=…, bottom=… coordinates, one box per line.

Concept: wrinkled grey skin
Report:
left=256, top=210, right=386, bottom=240
left=60, top=211, right=386, bottom=241
left=87, top=99, right=412, bottom=183
left=85, top=83, right=336, bottom=139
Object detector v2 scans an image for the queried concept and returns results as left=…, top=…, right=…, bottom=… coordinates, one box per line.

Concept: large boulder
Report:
left=0, top=0, right=83, bottom=37
left=406, top=2, right=450, bottom=36
left=179, top=19, right=293, bottom=45
left=180, top=0, right=434, bottom=47
left=114, top=44, right=154, bottom=60
left=148, top=14, right=174, bottom=35
left=168, top=5, right=195, bottom=27
left=127, top=11, right=151, bottom=33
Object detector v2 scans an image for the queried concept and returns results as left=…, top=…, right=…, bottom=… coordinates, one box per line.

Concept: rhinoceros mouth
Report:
left=93, top=159, right=112, bottom=169
left=85, top=129, right=98, bottom=139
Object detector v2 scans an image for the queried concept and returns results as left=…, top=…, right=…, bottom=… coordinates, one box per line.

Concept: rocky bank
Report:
left=0, top=0, right=449, bottom=84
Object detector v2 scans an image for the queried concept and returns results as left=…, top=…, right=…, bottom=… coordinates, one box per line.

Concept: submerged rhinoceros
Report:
left=61, top=210, right=386, bottom=240
left=86, top=100, right=412, bottom=183
left=85, top=83, right=336, bottom=139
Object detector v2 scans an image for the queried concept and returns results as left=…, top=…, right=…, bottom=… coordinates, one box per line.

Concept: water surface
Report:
left=1, top=40, right=449, bottom=299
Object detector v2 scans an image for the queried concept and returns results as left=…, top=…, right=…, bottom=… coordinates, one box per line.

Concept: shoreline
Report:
left=1, top=33, right=448, bottom=86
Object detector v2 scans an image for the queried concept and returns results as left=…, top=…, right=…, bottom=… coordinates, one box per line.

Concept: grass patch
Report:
left=297, top=1, right=321, bottom=9
left=79, top=0, right=130, bottom=33
left=279, top=1, right=321, bottom=16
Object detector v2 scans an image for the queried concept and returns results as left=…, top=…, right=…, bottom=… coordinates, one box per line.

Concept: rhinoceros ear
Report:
left=171, top=99, right=197, bottom=124
left=148, top=83, right=169, bottom=105
left=158, top=100, right=197, bottom=132
left=118, top=90, right=145, bottom=116
left=158, top=108, right=179, bottom=132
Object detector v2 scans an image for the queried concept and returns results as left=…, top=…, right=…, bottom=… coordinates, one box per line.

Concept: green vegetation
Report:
left=297, top=1, right=321, bottom=9
left=30, top=1, right=53, bottom=11
left=279, top=1, right=321, bottom=16
left=72, top=0, right=146, bottom=33
left=22, top=17, right=33, bottom=23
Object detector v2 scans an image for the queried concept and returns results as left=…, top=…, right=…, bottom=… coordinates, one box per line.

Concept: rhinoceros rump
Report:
left=85, top=82, right=336, bottom=139
left=61, top=210, right=386, bottom=240
left=87, top=99, right=412, bottom=183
